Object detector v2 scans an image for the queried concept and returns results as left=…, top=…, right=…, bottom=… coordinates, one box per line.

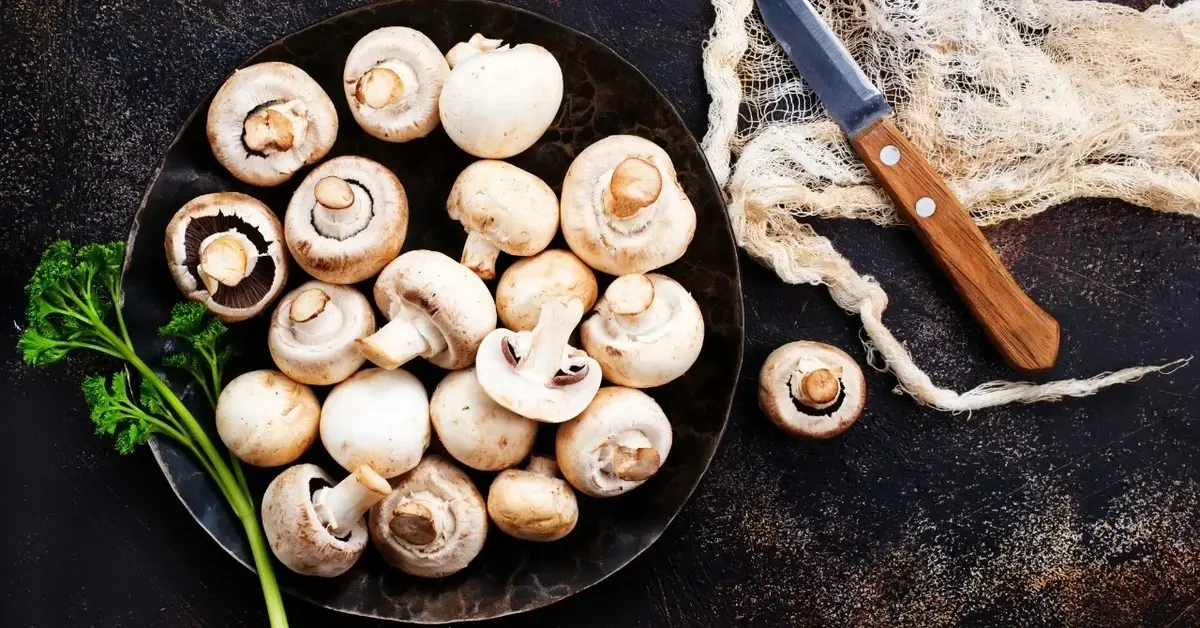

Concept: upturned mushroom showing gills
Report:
left=758, top=341, right=867, bottom=440
left=447, top=160, right=559, bottom=279
left=215, top=370, right=320, bottom=467
left=321, top=368, right=431, bottom=478
left=262, top=463, right=391, bottom=577
left=430, top=368, right=537, bottom=471
left=165, top=192, right=289, bottom=322
left=284, top=156, right=408, bottom=284
left=560, top=135, right=697, bottom=275
left=343, top=27, right=450, bottom=143
left=357, top=250, right=496, bottom=371
left=439, top=34, right=563, bottom=159
left=487, top=455, right=578, bottom=542
left=555, top=387, right=673, bottom=498
left=268, top=281, right=375, bottom=386
left=581, top=273, right=704, bottom=388
left=207, top=62, right=338, bottom=187
left=495, top=249, right=598, bottom=332
left=369, top=455, right=488, bottom=578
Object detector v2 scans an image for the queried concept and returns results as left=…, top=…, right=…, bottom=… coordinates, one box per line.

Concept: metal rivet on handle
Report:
left=915, top=197, right=936, bottom=217
left=880, top=145, right=901, bottom=166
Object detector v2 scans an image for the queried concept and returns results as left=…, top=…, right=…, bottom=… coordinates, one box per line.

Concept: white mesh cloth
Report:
left=702, top=0, right=1199, bottom=411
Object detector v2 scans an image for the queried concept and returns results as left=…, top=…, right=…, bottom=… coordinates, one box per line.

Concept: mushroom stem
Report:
left=460, top=231, right=502, bottom=280
left=603, top=274, right=673, bottom=336
left=527, top=455, right=560, bottom=478
left=197, top=230, right=257, bottom=294
left=358, top=316, right=448, bottom=370
left=604, top=157, right=663, bottom=219
left=389, top=499, right=438, bottom=545
left=611, top=445, right=661, bottom=482
left=244, top=100, right=308, bottom=154
left=312, top=176, right=369, bottom=240
left=288, top=288, right=345, bottom=345
left=356, top=66, right=407, bottom=110
left=313, top=465, right=392, bottom=538
left=516, top=299, right=586, bottom=384
left=790, top=363, right=842, bottom=411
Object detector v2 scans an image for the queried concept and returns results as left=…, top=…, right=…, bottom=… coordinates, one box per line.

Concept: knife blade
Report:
left=757, top=0, right=1060, bottom=372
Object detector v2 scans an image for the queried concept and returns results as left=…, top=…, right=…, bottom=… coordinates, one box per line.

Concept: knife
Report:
left=756, top=0, right=1060, bottom=372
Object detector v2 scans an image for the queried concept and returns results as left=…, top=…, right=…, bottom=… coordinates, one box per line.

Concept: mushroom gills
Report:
left=357, top=303, right=448, bottom=370
left=311, top=465, right=391, bottom=539
left=183, top=213, right=278, bottom=309
left=355, top=60, right=419, bottom=110
left=311, top=176, right=374, bottom=240
left=243, top=99, right=310, bottom=155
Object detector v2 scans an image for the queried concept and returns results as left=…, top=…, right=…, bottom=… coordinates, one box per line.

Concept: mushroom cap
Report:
left=164, top=192, right=289, bottom=322
left=758, top=341, right=867, bottom=440
left=268, top=281, right=376, bottom=385
left=343, top=27, right=450, bottom=142
left=430, top=368, right=537, bottom=471
left=439, top=39, right=563, bottom=159
left=215, top=370, right=320, bottom=468
left=475, top=327, right=603, bottom=424
left=495, top=249, right=598, bottom=332
left=262, top=463, right=367, bottom=577
left=321, top=368, right=431, bottom=478
left=370, top=250, right=497, bottom=370
left=555, top=387, right=673, bottom=498
left=580, top=273, right=704, bottom=388
left=447, top=160, right=559, bottom=254
left=560, top=135, right=696, bottom=275
left=284, top=156, right=408, bottom=284
left=207, top=62, right=338, bottom=187
left=487, top=456, right=578, bottom=542
left=368, top=455, right=488, bottom=578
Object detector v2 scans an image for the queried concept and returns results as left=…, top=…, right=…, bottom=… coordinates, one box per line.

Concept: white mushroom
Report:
left=495, top=249, right=597, bottom=332
left=207, top=62, right=338, bottom=187
left=430, top=369, right=537, bottom=471
left=268, top=281, right=376, bottom=386
left=487, top=455, right=578, bottom=542
left=262, top=463, right=391, bottom=577
left=164, top=192, right=289, bottom=322
left=560, top=135, right=696, bottom=275
left=369, top=455, right=488, bottom=578
left=343, top=27, right=450, bottom=142
left=284, top=156, right=408, bottom=284
left=758, top=341, right=867, bottom=440
left=215, top=370, right=320, bottom=467
left=580, top=273, right=704, bottom=388
left=555, top=387, right=672, bottom=498
left=357, top=250, right=497, bottom=371
left=320, top=368, right=431, bottom=478
left=439, top=34, right=563, bottom=158
left=447, top=160, right=559, bottom=279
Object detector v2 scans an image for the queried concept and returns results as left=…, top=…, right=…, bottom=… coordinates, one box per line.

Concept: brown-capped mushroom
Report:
left=165, top=192, right=289, bottom=322
left=495, top=249, right=597, bottom=332
left=758, top=341, right=867, bottom=439
left=343, top=27, right=450, bottom=142
left=215, top=370, right=320, bottom=467
left=560, top=135, right=696, bottom=275
left=268, top=281, right=376, bottom=385
left=555, top=387, right=672, bottom=497
left=487, top=455, right=578, bottom=542
left=284, top=156, right=408, bottom=284
left=430, top=368, right=537, bottom=471
left=369, top=455, right=488, bottom=578
left=207, top=62, right=338, bottom=187
left=447, top=160, right=559, bottom=279
left=321, top=368, right=431, bottom=479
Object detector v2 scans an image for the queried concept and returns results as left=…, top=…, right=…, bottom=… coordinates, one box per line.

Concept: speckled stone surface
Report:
left=3, top=0, right=1200, bottom=627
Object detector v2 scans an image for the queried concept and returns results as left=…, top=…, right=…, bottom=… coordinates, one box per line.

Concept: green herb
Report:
left=18, top=240, right=289, bottom=628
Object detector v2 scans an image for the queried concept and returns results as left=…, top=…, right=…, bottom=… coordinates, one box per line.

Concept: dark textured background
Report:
left=2, top=1, right=1198, bottom=627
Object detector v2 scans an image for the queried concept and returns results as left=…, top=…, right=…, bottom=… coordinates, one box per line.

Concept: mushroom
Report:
left=357, top=250, right=497, bottom=371
left=758, top=341, right=867, bottom=439
left=369, top=455, right=488, bottom=577
left=320, top=368, right=431, bottom=478
left=495, top=249, right=598, bottom=332
left=555, top=387, right=673, bottom=497
left=268, top=281, right=376, bottom=386
left=447, top=160, right=559, bottom=279
left=343, top=27, right=451, bottom=142
left=430, top=368, right=537, bottom=471
left=487, top=455, right=578, bottom=542
left=560, top=135, right=697, bottom=275
left=165, top=192, right=289, bottom=322
left=580, top=273, right=704, bottom=388
left=262, top=463, right=391, bottom=577
left=215, top=370, right=320, bottom=467
left=439, top=34, right=563, bottom=158
left=207, top=62, right=338, bottom=187
left=284, top=156, right=408, bottom=284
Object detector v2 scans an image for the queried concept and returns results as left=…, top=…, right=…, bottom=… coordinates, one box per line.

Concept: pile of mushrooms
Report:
left=170, top=25, right=725, bottom=582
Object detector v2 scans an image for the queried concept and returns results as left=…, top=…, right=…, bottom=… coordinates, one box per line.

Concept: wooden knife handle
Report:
left=850, top=117, right=1060, bottom=372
